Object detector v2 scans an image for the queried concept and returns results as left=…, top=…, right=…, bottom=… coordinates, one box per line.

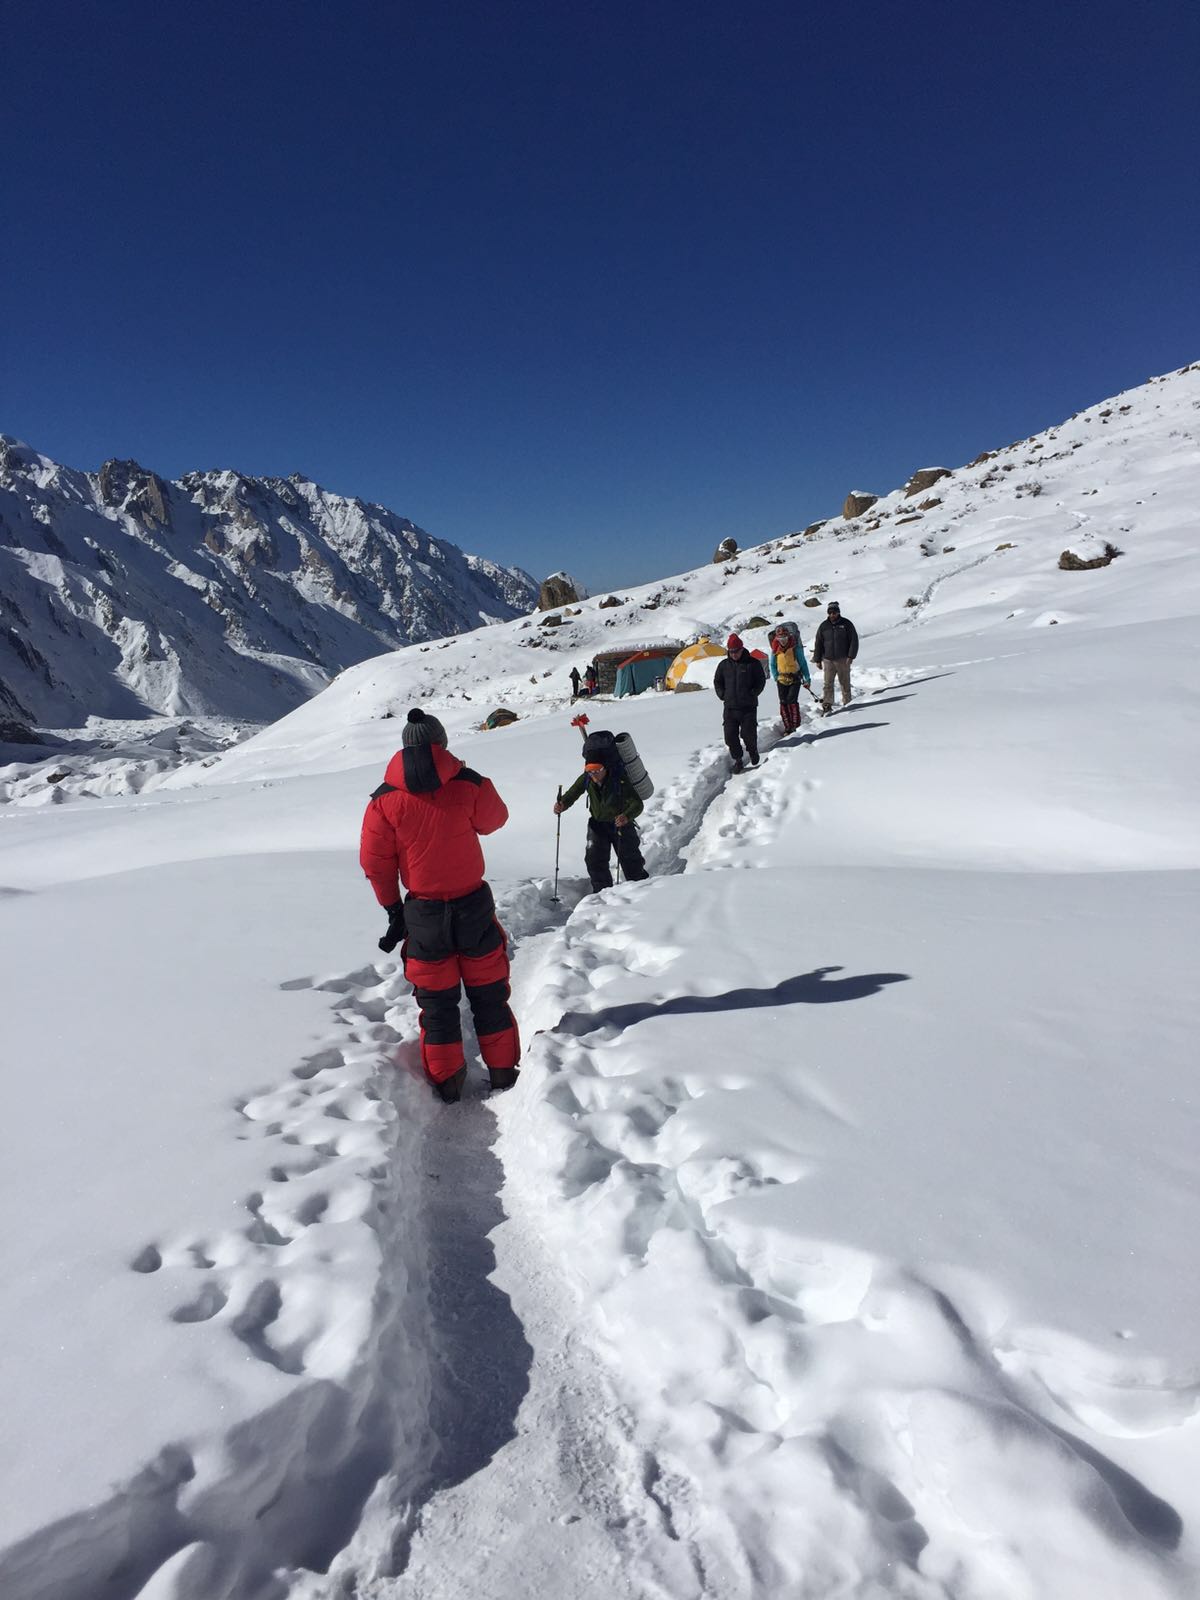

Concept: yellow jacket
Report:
left=774, top=646, right=800, bottom=681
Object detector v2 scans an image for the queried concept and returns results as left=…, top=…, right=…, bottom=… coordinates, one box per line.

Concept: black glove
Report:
left=378, top=900, right=406, bottom=953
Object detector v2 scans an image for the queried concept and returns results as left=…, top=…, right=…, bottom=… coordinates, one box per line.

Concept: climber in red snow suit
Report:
left=359, top=708, right=520, bottom=1103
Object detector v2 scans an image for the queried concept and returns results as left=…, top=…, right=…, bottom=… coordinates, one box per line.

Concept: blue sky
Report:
left=3, top=0, right=1197, bottom=590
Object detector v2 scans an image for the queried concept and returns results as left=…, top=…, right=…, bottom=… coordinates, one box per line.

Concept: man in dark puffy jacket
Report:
left=554, top=731, right=650, bottom=891
left=360, top=708, right=519, bottom=1103
left=713, top=633, right=766, bottom=772
left=812, top=601, right=859, bottom=715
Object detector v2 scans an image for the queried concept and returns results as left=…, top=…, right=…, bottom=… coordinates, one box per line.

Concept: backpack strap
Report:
left=454, top=767, right=484, bottom=787
left=370, top=782, right=398, bottom=799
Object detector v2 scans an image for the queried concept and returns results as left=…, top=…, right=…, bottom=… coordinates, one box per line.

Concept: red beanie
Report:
left=727, top=633, right=743, bottom=651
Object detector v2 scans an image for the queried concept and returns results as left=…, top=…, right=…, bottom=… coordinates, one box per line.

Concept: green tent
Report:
left=614, top=650, right=676, bottom=697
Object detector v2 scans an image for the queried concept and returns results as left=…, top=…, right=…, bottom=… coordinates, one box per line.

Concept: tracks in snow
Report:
left=25, top=737, right=753, bottom=1600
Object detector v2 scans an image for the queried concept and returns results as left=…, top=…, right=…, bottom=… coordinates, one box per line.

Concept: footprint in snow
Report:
left=293, top=1046, right=343, bottom=1080
left=130, top=1244, right=162, bottom=1274
left=170, top=1282, right=228, bottom=1324
left=230, top=1280, right=303, bottom=1374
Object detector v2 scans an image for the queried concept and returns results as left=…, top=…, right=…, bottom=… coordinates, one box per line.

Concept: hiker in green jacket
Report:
left=554, top=731, right=650, bottom=891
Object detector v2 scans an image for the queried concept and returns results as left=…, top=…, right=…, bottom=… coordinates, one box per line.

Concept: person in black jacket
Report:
left=713, top=633, right=766, bottom=772
left=812, top=602, right=859, bottom=715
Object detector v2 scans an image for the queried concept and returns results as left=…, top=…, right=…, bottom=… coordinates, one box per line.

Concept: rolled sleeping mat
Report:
left=614, top=731, right=654, bottom=799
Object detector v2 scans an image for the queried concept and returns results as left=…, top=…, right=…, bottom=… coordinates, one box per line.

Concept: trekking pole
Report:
left=552, top=786, right=563, bottom=902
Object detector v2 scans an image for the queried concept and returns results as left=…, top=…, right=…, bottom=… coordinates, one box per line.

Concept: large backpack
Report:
left=581, top=728, right=622, bottom=768
left=581, top=728, right=655, bottom=802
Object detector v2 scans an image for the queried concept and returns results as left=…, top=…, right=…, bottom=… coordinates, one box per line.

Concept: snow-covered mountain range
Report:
left=0, top=439, right=537, bottom=730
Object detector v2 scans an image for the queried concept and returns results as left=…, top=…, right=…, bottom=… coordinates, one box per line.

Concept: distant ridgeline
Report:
left=0, top=439, right=537, bottom=728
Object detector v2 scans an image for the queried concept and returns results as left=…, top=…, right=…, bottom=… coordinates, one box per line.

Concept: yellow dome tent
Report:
left=665, top=638, right=726, bottom=690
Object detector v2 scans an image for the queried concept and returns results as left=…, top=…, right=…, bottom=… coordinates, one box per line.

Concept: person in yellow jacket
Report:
left=768, top=622, right=811, bottom=732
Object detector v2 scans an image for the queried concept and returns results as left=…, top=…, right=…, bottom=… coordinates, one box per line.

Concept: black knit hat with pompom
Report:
left=401, top=707, right=447, bottom=747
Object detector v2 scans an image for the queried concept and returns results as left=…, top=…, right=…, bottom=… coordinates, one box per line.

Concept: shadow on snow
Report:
left=557, top=964, right=910, bottom=1038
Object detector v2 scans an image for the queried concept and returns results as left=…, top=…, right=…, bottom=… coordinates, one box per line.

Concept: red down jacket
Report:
left=359, top=744, right=509, bottom=905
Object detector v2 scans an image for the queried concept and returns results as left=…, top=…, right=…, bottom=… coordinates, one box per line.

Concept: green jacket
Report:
left=560, top=770, right=644, bottom=824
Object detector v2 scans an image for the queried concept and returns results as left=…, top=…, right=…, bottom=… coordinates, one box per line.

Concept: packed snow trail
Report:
left=331, top=1086, right=709, bottom=1600
left=264, top=735, right=759, bottom=1598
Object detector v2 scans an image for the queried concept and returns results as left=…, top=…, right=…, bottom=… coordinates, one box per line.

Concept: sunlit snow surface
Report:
left=1, top=363, right=1199, bottom=1599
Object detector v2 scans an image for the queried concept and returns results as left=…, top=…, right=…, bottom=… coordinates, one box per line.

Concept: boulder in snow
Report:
left=538, top=572, right=585, bottom=610
left=1059, top=539, right=1123, bottom=571
left=843, top=492, right=878, bottom=519
left=904, top=467, right=951, bottom=497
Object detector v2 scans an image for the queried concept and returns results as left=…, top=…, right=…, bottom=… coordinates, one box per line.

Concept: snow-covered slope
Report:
left=0, top=361, right=1198, bottom=1600
left=181, top=358, right=1200, bottom=810
left=0, top=439, right=537, bottom=729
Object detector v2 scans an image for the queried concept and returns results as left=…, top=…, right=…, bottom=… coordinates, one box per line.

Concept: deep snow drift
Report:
left=0, top=362, right=1198, bottom=1599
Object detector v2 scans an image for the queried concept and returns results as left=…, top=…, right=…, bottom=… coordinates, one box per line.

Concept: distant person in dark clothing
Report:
left=569, top=666, right=581, bottom=700
left=359, top=709, right=520, bottom=1103
left=713, top=633, right=766, bottom=772
left=812, top=602, right=859, bottom=715
left=584, top=662, right=598, bottom=697
left=554, top=731, right=650, bottom=891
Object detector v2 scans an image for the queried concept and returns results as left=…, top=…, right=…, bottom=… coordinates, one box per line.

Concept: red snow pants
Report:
left=777, top=680, right=803, bottom=732
left=402, top=884, right=520, bottom=1083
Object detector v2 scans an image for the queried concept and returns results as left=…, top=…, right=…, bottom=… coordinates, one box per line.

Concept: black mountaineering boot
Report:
left=488, top=1067, right=520, bottom=1092
left=434, top=1066, right=468, bottom=1104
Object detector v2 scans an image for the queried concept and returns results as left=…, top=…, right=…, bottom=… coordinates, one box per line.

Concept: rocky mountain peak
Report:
left=96, top=459, right=171, bottom=527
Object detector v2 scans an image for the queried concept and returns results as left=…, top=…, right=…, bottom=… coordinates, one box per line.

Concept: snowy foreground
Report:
left=1, top=364, right=1199, bottom=1599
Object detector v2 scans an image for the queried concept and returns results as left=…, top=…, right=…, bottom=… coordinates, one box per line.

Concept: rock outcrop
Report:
left=843, top=493, right=878, bottom=519
left=98, top=459, right=171, bottom=527
left=904, top=467, right=951, bottom=498
left=538, top=572, right=582, bottom=610
left=713, top=538, right=738, bottom=563
left=1059, top=542, right=1122, bottom=571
